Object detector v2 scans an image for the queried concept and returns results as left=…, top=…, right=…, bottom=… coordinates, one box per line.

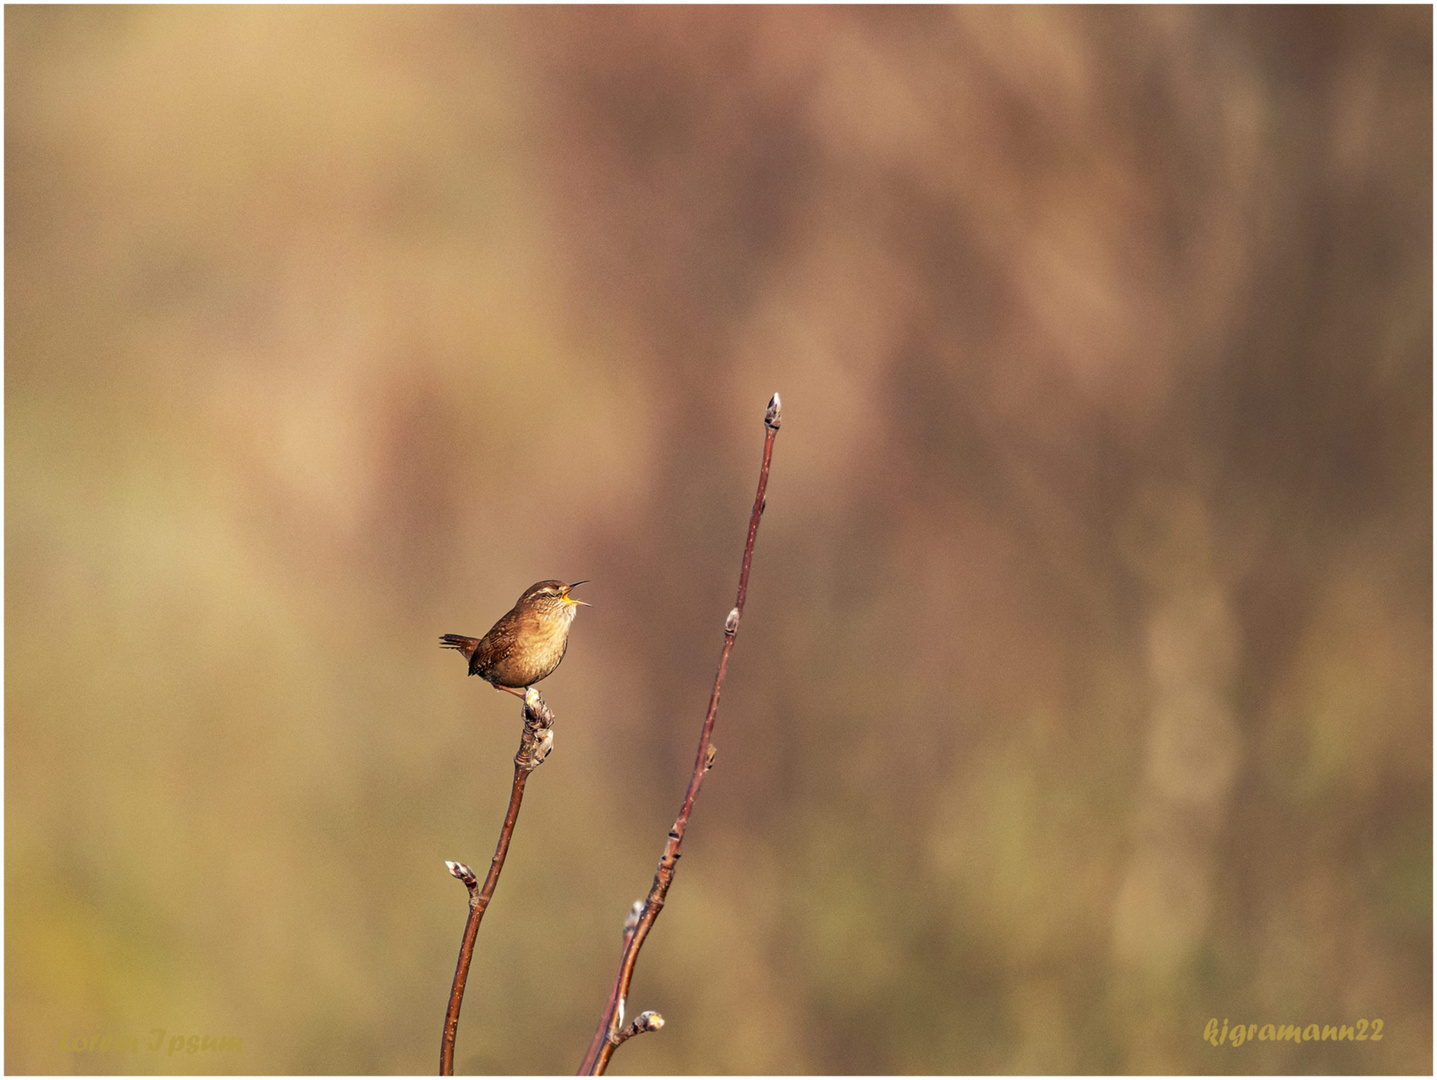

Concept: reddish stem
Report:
left=441, top=692, right=554, bottom=1075
left=578, top=396, right=780, bottom=1074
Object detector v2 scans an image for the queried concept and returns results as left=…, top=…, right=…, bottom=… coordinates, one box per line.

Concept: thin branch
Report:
left=440, top=689, right=556, bottom=1075
left=578, top=393, right=781, bottom=1075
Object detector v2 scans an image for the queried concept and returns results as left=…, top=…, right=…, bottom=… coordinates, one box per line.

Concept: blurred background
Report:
left=6, top=6, right=1431, bottom=1074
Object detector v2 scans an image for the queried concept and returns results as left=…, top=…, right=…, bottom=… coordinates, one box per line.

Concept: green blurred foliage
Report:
left=6, top=6, right=1430, bottom=1074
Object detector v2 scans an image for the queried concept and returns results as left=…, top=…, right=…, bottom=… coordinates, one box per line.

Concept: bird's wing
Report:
left=474, top=624, right=516, bottom=669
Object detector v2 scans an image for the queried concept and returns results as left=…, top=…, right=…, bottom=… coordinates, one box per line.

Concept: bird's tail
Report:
left=439, top=634, right=481, bottom=662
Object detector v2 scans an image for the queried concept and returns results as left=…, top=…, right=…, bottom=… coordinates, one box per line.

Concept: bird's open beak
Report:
left=565, top=581, right=592, bottom=607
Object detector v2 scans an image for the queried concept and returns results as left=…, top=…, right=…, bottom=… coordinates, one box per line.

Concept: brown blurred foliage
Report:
left=6, top=6, right=1431, bottom=1075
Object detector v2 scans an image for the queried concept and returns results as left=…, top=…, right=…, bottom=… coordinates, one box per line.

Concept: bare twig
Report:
left=440, top=689, right=556, bottom=1075
left=579, top=393, right=781, bottom=1075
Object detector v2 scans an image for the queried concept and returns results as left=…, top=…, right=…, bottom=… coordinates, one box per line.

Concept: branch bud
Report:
left=725, top=607, right=740, bottom=635
left=613, top=1011, right=665, bottom=1046
left=516, top=688, right=557, bottom=770
left=624, top=900, right=644, bottom=937
left=705, top=744, right=717, bottom=771
left=523, top=687, right=555, bottom=728
left=446, top=861, right=477, bottom=887
left=765, top=392, right=782, bottom=430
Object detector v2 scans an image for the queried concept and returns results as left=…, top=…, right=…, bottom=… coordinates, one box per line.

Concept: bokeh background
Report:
left=6, top=6, right=1431, bottom=1075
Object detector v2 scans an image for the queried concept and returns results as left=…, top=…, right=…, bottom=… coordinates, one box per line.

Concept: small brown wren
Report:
left=440, top=580, right=590, bottom=697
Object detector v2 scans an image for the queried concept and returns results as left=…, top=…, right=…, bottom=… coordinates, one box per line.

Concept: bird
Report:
left=440, top=580, right=590, bottom=697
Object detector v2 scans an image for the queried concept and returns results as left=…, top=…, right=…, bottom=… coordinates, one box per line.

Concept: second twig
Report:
left=578, top=392, right=781, bottom=1074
